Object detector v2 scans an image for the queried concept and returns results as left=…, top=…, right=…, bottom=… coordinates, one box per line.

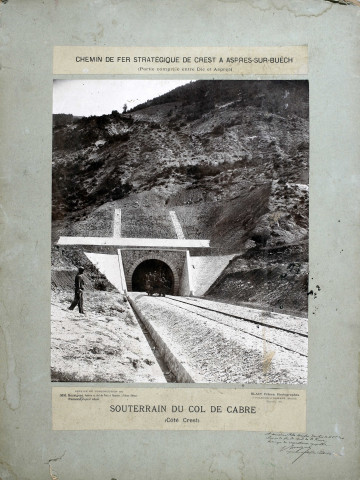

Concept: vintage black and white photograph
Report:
left=51, top=79, right=309, bottom=384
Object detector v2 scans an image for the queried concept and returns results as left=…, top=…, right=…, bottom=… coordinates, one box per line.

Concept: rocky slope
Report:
left=52, top=80, right=309, bottom=314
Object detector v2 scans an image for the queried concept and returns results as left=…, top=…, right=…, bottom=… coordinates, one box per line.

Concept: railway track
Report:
left=166, top=296, right=307, bottom=336
left=128, top=292, right=308, bottom=384
left=157, top=296, right=308, bottom=358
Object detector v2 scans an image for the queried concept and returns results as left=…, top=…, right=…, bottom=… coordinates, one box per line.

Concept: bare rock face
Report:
left=52, top=80, right=309, bottom=314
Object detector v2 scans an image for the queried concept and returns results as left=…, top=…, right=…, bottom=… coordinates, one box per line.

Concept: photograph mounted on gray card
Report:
left=51, top=79, right=308, bottom=385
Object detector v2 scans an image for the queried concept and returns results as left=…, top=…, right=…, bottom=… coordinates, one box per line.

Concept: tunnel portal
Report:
left=131, top=259, right=174, bottom=294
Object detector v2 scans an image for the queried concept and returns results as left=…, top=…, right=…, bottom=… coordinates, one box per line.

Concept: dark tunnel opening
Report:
left=131, top=259, right=174, bottom=295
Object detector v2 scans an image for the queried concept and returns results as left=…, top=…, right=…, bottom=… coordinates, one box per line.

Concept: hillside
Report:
left=52, top=80, right=309, bottom=313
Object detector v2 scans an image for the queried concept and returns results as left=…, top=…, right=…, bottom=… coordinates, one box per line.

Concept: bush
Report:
left=94, top=279, right=108, bottom=291
left=212, top=124, right=225, bottom=136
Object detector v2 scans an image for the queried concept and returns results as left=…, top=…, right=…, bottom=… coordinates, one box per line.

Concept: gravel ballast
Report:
left=129, top=293, right=307, bottom=384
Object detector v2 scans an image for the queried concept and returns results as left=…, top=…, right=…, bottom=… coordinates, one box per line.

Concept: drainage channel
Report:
left=127, top=296, right=177, bottom=383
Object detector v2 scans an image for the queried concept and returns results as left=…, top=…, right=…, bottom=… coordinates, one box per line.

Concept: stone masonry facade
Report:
left=121, top=249, right=187, bottom=295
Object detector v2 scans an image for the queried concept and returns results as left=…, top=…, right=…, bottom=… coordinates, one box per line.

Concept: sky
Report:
left=53, top=79, right=192, bottom=117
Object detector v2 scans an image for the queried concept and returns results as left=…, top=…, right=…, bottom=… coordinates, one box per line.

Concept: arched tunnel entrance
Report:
left=131, top=259, right=175, bottom=295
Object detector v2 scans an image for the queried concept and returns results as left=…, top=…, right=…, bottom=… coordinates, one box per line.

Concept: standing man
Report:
left=68, top=266, right=85, bottom=314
